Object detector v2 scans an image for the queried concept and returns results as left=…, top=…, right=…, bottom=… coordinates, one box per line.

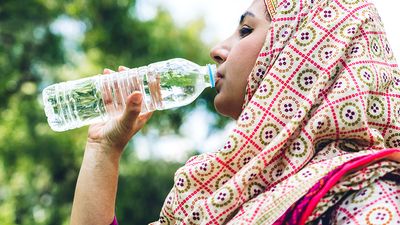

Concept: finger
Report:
left=136, top=112, right=153, bottom=127
left=118, top=66, right=129, bottom=72
left=121, top=92, right=142, bottom=127
left=103, top=68, right=114, bottom=74
left=102, top=69, right=115, bottom=112
left=137, top=112, right=153, bottom=123
left=118, top=66, right=130, bottom=106
left=155, top=76, right=162, bottom=107
left=104, top=68, right=123, bottom=111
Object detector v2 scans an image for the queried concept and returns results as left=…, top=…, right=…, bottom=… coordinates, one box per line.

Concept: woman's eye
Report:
left=239, top=26, right=253, bottom=38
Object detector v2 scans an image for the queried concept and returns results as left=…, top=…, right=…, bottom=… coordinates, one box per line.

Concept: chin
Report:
left=213, top=95, right=239, bottom=120
left=214, top=95, right=229, bottom=117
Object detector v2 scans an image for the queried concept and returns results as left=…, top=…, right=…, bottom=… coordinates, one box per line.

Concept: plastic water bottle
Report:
left=42, top=58, right=216, bottom=132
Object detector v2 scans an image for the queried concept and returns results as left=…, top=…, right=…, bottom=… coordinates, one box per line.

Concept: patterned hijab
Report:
left=153, top=0, right=400, bottom=224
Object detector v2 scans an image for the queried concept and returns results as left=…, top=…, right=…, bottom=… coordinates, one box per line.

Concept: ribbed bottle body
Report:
left=42, top=58, right=216, bottom=132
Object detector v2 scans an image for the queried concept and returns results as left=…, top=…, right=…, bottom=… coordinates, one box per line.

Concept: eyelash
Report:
left=239, top=26, right=253, bottom=38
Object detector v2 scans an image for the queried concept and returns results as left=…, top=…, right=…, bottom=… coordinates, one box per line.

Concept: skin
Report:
left=70, top=0, right=270, bottom=224
left=70, top=67, right=153, bottom=225
left=211, top=0, right=271, bottom=119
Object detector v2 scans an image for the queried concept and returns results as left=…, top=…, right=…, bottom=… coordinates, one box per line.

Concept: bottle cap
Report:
left=207, top=64, right=216, bottom=88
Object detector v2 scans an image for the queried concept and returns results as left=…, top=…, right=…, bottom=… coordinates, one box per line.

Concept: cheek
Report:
left=227, top=38, right=263, bottom=92
left=215, top=31, right=267, bottom=118
left=228, top=35, right=265, bottom=78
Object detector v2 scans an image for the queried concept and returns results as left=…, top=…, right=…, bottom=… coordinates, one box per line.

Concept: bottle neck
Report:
left=203, top=64, right=216, bottom=88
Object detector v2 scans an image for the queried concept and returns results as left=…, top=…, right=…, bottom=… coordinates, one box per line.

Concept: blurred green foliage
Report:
left=0, top=0, right=229, bottom=224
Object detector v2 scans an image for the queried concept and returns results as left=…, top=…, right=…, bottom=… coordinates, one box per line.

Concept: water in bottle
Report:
left=42, top=58, right=216, bottom=132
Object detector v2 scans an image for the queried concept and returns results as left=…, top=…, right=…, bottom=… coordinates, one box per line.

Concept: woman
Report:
left=70, top=0, right=400, bottom=224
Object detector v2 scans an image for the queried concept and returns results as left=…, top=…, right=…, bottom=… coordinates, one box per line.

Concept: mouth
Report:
left=215, top=72, right=224, bottom=93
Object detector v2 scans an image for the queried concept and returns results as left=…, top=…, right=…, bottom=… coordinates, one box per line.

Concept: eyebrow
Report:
left=239, top=11, right=255, bottom=25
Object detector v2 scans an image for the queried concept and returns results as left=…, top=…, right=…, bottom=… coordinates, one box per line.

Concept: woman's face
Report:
left=210, top=0, right=271, bottom=120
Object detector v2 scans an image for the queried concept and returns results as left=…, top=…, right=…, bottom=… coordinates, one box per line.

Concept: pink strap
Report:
left=299, top=149, right=400, bottom=225
left=110, top=216, right=118, bottom=225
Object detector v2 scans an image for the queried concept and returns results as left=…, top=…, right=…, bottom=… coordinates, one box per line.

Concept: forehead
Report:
left=246, top=0, right=266, bottom=16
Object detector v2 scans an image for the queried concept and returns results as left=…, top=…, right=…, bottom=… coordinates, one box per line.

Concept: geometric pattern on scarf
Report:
left=323, top=178, right=400, bottom=224
left=273, top=160, right=400, bottom=224
left=307, top=161, right=399, bottom=223
left=152, top=0, right=400, bottom=224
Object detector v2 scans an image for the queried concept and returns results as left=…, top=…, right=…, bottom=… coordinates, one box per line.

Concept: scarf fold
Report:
left=152, top=0, right=400, bottom=224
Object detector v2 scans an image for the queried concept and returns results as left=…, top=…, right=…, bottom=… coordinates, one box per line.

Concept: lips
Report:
left=215, top=72, right=224, bottom=93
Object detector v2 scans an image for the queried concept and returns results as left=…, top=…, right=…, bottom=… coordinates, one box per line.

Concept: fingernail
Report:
left=132, top=93, right=142, bottom=104
left=119, top=66, right=129, bottom=70
left=103, top=68, right=114, bottom=74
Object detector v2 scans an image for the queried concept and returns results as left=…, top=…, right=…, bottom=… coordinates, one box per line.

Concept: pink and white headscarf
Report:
left=153, top=0, right=400, bottom=224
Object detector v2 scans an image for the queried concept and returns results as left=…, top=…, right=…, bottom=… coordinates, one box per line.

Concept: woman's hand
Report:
left=70, top=66, right=153, bottom=225
left=87, top=66, right=153, bottom=154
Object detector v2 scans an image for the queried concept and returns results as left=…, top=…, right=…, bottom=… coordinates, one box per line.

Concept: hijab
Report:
left=153, top=0, right=400, bottom=224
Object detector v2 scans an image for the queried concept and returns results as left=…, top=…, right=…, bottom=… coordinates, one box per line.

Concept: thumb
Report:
left=121, top=92, right=143, bottom=127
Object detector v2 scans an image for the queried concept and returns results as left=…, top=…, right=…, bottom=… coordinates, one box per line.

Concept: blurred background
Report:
left=0, top=0, right=398, bottom=224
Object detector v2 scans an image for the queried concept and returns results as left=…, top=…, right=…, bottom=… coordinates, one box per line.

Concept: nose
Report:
left=210, top=41, right=230, bottom=65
